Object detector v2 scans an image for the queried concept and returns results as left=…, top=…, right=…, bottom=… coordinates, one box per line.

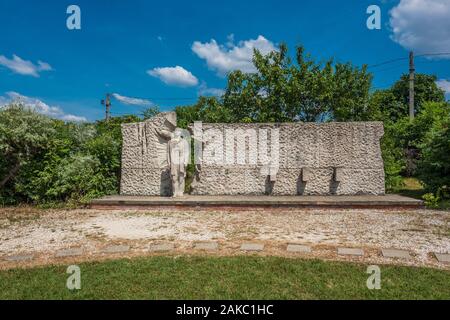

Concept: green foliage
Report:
left=141, top=106, right=160, bottom=120
left=381, top=123, right=405, bottom=192
left=222, top=44, right=373, bottom=122
left=0, top=105, right=139, bottom=206
left=0, top=104, right=57, bottom=204
left=422, top=193, right=440, bottom=209
left=416, top=113, right=450, bottom=196
left=176, top=96, right=232, bottom=128
left=370, top=74, right=445, bottom=123
left=391, top=74, right=445, bottom=116
left=376, top=102, right=450, bottom=188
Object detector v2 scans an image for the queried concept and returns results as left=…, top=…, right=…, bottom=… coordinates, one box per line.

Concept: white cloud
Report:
left=198, top=82, right=224, bottom=97
left=0, top=54, right=53, bottom=77
left=389, top=0, right=450, bottom=58
left=112, top=93, right=154, bottom=106
left=436, top=79, right=450, bottom=98
left=0, top=92, right=87, bottom=122
left=192, top=35, right=277, bottom=75
left=147, top=66, right=198, bottom=87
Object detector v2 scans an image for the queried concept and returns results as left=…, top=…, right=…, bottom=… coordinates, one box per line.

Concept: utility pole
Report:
left=409, top=51, right=415, bottom=121
left=101, top=93, right=111, bottom=121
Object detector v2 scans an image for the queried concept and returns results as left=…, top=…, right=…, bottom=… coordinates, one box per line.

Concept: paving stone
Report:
left=194, top=242, right=218, bottom=251
left=287, top=244, right=311, bottom=253
left=240, top=243, right=264, bottom=252
left=338, top=248, right=364, bottom=256
left=55, top=248, right=83, bottom=258
left=149, top=243, right=174, bottom=252
left=4, top=254, right=34, bottom=262
left=435, top=253, right=450, bottom=264
left=381, top=248, right=411, bottom=259
left=102, top=245, right=130, bottom=254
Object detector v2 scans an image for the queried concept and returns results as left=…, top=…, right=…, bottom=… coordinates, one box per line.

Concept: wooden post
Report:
left=409, top=51, right=415, bottom=121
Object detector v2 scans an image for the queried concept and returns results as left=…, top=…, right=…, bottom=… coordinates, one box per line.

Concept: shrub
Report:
left=417, top=114, right=450, bottom=196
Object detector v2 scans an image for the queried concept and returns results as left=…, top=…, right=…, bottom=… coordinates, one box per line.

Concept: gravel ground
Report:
left=0, top=207, right=449, bottom=269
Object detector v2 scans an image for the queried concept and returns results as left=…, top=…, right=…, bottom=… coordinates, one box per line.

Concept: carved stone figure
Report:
left=156, top=128, right=190, bottom=197
left=168, top=129, right=190, bottom=197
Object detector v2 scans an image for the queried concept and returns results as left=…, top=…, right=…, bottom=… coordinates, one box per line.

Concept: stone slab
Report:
left=287, top=244, right=311, bottom=253
left=55, top=248, right=83, bottom=258
left=102, top=245, right=130, bottom=254
left=4, top=254, right=34, bottom=262
left=381, top=248, right=411, bottom=259
left=149, top=243, right=174, bottom=252
left=91, top=194, right=423, bottom=209
left=194, top=242, right=219, bottom=251
left=121, top=119, right=387, bottom=196
left=435, top=253, right=450, bottom=264
left=338, top=247, right=364, bottom=256
left=240, top=243, right=264, bottom=252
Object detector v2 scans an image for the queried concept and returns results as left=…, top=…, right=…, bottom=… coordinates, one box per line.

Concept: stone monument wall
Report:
left=190, top=122, right=385, bottom=196
left=120, top=113, right=385, bottom=196
left=120, top=112, right=176, bottom=196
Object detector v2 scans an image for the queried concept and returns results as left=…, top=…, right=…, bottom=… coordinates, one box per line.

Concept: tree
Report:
left=141, top=106, right=160, bottom=120
left=0, top=104, right=56, bottom=190
left=369, top=89, right=404, bottom=121
left=417, top=111, right=450, bottom=196
left=176, top=96, right=232, bottom=128
left=390, top=74, right=445, bottom=118
left=222, top=44, right=373, bottom=122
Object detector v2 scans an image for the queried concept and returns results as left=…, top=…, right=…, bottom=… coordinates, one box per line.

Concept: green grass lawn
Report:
left=0, top=256, right=449, bottom=300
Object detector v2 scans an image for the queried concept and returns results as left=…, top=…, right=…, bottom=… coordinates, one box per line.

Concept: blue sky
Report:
left=0, top=0, right=449, bottom=121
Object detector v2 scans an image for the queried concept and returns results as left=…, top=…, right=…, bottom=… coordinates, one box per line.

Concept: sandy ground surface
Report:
left=0, top=206, right=449, bottom=270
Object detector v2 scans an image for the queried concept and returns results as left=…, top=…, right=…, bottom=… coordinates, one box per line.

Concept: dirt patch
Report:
left=0, top=207, right=449, bottom=269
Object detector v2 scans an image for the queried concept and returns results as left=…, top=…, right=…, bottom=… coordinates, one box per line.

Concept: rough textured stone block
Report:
left=120, top=112, right=176, bottom=196
left=338, top=247, right=364, bottom=256
left=381, top=248, right=411, bottom=259
left=435, top=253, right=450, bottom=264
left=194, top=242, right=218, bottom=251
left=102, top=245, right=130, bottom=254
left=334, top=167, right=344, bottom=182
left=301, top=168, right=311, bottom=182
left=121, top=116, right=386, bottom=196
left=56, top=248, right=83, bottom=258
left=287, top=244, right=311, bottom=253
left=240, top=243, right=264, bottom=251
left=149, top=243, right=174, bottom=252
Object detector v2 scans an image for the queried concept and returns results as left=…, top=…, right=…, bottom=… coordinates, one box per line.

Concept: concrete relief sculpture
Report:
left=120, top=112, right=175, bottom=196
left=121, top=112, right=385, bottom=197
left=166, top=129, right=190, bottom=197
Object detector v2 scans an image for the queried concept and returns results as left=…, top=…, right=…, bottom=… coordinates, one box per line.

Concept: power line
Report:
left=367, top=52, right=450, bottom=69
left=367, top=57, right=408, bottom=69
left=416, top=52, right=450, bottom=58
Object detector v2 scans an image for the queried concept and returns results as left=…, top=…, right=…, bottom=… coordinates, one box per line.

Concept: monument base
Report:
left=90, top=195, right=423, bottom=210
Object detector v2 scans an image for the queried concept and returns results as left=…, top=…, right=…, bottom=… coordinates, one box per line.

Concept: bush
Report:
left=422, top=193, right=440, bottom=209
left=417, top=115, right=450, bottom=197
left=381, top=122, right=405, bottom=192
left=0, top=105, right=139, bottom=206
